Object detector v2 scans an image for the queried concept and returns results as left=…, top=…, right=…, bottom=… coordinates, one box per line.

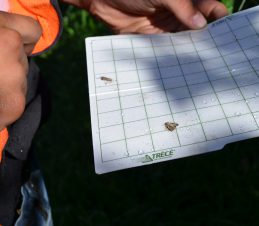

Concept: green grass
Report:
left=34, top=1, right=259, bottom=226
left=221, top=0, right=234, bottom=13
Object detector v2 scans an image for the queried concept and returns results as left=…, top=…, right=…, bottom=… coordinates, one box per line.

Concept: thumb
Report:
left=162, top=0, right=207, bottom=29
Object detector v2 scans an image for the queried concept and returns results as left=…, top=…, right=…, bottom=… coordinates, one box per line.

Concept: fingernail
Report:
left=192, top=12, right=207, bottom=29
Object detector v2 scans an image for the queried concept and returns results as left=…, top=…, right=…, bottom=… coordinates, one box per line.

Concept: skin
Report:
left=63, top=0, right=228, bottom=33
left=0, top=12, right=41, bottom=131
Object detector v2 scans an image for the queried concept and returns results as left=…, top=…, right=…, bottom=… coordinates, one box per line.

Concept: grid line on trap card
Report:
left=86, top=6, right=259, bottom=173
left=94, top=67, right=259, bottom=105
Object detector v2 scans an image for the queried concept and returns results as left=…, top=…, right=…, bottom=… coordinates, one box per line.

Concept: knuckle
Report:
left=27, top=17, right=42, bottom=42
left=34, top=21, right=42, bottom=42
left=2, top=63, right=28, bottom=98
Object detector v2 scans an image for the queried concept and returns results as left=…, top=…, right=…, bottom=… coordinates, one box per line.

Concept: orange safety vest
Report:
left=0, top=0, right=61, bottom=162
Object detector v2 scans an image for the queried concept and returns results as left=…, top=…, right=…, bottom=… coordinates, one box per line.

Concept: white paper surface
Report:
left=86, top=6, right=259, bottom=174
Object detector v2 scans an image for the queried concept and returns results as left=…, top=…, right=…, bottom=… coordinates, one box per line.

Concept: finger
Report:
left=148, top=11, right=184, bottom=33
left=0, top=65, right=27, bottom=129
left=117, top=15, right=170, bottom=34
left=195, top=0, right=228, bottom=20
left=162, top=0, right=207, bottom=29
left=0, top=92, right=26, bottom=129
left=0, top=11, right=42, bottom=46
left=0, top=27, right=29, bottom=69
left=118, top=18, right=151, bottom=34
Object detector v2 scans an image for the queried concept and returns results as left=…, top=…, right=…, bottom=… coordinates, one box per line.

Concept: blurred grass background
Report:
left=34, top=1, right=259, bottom=225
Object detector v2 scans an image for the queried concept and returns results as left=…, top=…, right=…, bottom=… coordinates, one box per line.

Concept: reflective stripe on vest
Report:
left=0, top=129, right=8, bottom=162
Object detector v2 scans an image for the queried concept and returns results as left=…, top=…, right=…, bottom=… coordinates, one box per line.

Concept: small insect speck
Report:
left=100, top=76, right=112, bottom=82
left=165, top=122, right=179, bottom=131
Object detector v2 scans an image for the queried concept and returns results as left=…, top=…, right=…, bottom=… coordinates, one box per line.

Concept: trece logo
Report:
left=135, top=150, right=175, bottom=163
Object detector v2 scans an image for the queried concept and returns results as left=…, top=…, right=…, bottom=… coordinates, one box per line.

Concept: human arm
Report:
left=0, top=12, right=42, bottom=131
left=62, top=0, right=228, bottom=34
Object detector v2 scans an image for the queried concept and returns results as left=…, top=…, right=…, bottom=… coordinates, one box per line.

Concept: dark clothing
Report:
left=0, top=60, right=44, bottom=226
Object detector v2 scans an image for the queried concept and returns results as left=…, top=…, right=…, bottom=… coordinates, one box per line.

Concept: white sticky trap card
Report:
left=85, top=6, right=259, bottom=174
